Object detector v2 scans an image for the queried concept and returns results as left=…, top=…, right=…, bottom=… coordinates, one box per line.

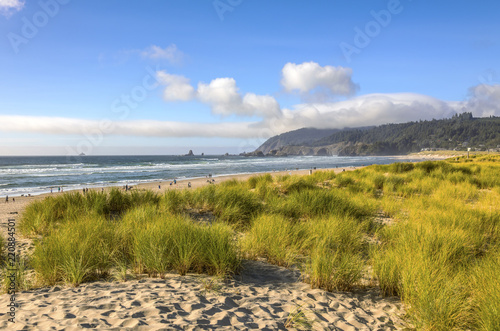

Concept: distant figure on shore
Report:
left=83, top=188, right=86, bottom=194
left=158, top=185, right=161, bottom=189
left=51, top=188, right=53, bottom=193
left=188, top=182, right=191, bottom=188
left=174, top=179, right=177, bottom=185
left=58, top=187, right=61, bottom=193
left=12, top=197, right=15, bottom=203
left=125, top=184, right=128, bottom=191
left=5, top=195, right=8, bottom=203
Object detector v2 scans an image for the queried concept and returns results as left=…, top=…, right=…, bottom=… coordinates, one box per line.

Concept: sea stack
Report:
left=185, top=150, right=194, bottom=156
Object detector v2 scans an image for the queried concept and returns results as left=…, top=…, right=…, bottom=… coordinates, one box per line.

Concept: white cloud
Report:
left=241, top=93, right=281, bottom=118
left=196, top=78, right=282, bottom=117
left=0, top=115, right=263, bottom=139
left=141, top=44, right=184, bottom=64
left=271, top=93, right=458, bottom=132
left=156, top=71, right=195, bottom=101
left=197, top=78, right=242, bottom=115
left=0, top=0, right=24, bottom=17
left=281, top=62, right=359, bottom=98
left=158, top=74, right=282, bottom=118
left=463, top=84, right=500, bottom=117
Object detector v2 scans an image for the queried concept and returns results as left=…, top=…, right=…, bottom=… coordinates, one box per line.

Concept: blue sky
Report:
left=1, top=0, right=499, bottom=155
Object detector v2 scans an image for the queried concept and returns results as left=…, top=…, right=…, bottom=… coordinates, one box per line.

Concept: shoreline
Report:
left=0, top=155, right=458, bottom=239
left=0, top=153, right=454, bottom=199
left=0, top=167, right=352, bottom=222
left=0, top=153, right=456, bottom=219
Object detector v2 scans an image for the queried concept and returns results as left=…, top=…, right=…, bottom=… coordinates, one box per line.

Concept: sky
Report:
left=0, top=0, right=499, bottom=156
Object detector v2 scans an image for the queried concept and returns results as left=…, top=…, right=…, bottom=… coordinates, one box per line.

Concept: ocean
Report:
left=0, top=155, right=419, bottom=197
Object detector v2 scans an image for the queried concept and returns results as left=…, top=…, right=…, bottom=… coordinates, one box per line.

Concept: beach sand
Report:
left=0, top=167, right=408, bottom=330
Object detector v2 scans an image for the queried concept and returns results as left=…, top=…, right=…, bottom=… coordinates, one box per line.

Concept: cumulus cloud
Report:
left=156, top=71, right=195, bottom=101
left=141, top=44, right=184, bottom=64
left=197, top=78, right=242, bottom=115
left=281, top=62, right=359, bottom=99
left=158, top=74, right=282, bottom=118
left=0, top=0, right=24, bottom=17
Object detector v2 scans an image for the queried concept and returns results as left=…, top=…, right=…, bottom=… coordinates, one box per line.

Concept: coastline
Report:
left=0, top=167, right=352, bottom=223
left=0, top=152, right=455, bottom=221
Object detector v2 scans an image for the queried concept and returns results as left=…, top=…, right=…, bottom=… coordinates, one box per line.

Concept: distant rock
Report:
left=185, top=150, right=194, bottom=156
left=240, top=151, right=265, bottom=157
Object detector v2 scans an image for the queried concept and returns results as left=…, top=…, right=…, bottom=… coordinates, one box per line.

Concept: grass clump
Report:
left=241, top=214, right=308, bottom=266
left=192, top=184, right=262, bottom=228
left=284, top=301, right=315, bottom=330
left=32, top=214, right=116, bottom=286
left=132, top=213, right=240, bottom=277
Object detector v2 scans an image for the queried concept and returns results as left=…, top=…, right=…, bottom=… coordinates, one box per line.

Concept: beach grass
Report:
left=12, top=154, right=500, bottom=329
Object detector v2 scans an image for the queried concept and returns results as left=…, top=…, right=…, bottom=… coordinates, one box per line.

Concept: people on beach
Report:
left=174, top=179, right=177, bottom=185
left=5, top=195, right=8, bottom=203
left=188, top=182, right=191, bottom=188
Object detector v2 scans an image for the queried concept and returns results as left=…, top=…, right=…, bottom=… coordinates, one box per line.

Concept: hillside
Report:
left=253, top=113, right=500, bottom=156
left=255, top=128, right=340, bottom=155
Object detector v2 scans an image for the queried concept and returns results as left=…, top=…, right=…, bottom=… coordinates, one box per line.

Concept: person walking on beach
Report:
left=5, top=195, right=8, bottom=203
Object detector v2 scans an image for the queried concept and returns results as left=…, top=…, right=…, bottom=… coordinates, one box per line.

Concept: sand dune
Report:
left=0, top=167, right=407, bottom=330
left=0, top=260, right=405, bottom=330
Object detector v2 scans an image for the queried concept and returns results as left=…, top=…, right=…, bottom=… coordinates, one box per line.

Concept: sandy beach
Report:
left=0, top=166, right=410, bottom=330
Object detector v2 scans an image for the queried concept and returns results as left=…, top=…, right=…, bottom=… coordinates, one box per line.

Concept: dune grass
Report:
left=12, top=156, right=500, bottom=329
left=369, top=156, right=500, bottom=330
